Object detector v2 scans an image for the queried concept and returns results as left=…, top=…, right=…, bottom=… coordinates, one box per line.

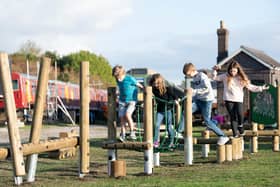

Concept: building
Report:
left=216, top=21, right=280, bottom=116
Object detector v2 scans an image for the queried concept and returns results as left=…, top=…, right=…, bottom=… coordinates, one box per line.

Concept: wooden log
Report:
left=22, top=137, right=78, bottom=155
left=231, top=137, right=239, bottom=160
left=0, top=52, right=25, bottom=177
left=250, top=123, right=258, bottom=153
left=107, top=87, right=117, bottom=141
left=26, top=57, right=51, bottom=182
left=217, top=145, right=225, bottom=163
left=103, top=142, right=151, bottom=150
left=110, top=160, right=126, bottom=178
left=273, top=136, right=279, bottom=152
left=246, top=130, right=280, bottom=137
left=144, top=86, right=153, bottom=174
left=201, top=130, right=210, bottom=158
left=80, top=61, right=90, bottom=175
left=29, top=57, right=51, bottom=143
left=225, top=144, right=232, bottom=161
left=0, top=148, right=9, bottom=160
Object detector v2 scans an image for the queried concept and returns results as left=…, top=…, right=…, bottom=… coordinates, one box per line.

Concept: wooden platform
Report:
left=102, top=141, right=152, bottom=150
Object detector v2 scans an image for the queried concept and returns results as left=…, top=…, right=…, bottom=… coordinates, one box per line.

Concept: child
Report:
left=112, top=65, right=143, bottom=142
left=179, top=63, right=229, bottom=145
left=149, top=73, right=178, bottom=148
left=213, top=60, right=269, bottom=137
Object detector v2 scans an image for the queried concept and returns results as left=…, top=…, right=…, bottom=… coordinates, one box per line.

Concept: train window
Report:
left=12, top=80, right=19, bottom=90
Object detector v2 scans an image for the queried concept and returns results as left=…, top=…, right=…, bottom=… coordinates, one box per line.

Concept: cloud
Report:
left=0, top=0, right=133, bottom=53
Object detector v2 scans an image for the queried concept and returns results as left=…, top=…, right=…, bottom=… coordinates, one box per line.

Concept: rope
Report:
left=152, top=96, right=186, bottom=152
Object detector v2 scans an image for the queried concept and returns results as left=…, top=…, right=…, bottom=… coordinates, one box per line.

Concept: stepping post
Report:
left=144, top=86, right=153, bottom=174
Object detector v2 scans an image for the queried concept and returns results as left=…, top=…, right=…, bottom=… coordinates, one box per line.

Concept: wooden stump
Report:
left=110, top=160, right=126, bottom=178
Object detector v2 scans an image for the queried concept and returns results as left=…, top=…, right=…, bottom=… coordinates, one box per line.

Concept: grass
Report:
left=1, top=134, right=280, bottom=186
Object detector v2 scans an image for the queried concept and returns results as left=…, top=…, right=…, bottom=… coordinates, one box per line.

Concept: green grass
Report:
left=1, top=138, right=280, bottom=187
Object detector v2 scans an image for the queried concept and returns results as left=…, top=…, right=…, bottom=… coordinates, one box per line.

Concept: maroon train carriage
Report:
left=0, top=72, right=108, bottom=124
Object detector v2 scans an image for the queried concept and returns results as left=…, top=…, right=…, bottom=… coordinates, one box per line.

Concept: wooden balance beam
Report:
left=102, top=141, right=152, bottom=150
left=0, top=137, right=79, bottom=160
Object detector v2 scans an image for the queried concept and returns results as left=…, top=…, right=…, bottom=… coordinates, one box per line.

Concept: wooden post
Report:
left=26, top=57, right=51, bottom=182
left=107, top=87, right=117, bottom=175
left=231, top=137, right=238, bottom=160
left=144, top=86, right=153, bottom=174
left=0, top=52, right=25, bottom=184
left=273, top=136, right=279, bottom=152
left=225, top=144, right=232, bottom=161
left=184, top=89, right=193, bottom=165
left=110, top=160, right=126, bottom=178
left=0, top=148, right=9, bottom=160
left=250, top=123, right=258, bottom=153
left=201, top=130, right=210, bottom=158
left=79, top=61, right=90, bottom=177
left=237, top=138, right=242, bottom=159
left=217, top=145, right=225, bottom=163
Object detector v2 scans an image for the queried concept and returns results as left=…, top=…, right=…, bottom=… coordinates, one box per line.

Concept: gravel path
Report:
left=0, top=124, right=109, bottom=144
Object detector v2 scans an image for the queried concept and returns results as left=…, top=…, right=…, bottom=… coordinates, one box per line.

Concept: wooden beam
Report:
left=23, top=137, right=78, bottom=155
left=79, top=61, right=90, bottom=175
left=0, top=137, right=78, bottom=160
left=0, top=52, right=25, bottom=177
left=102, top=142, right=151, bottom=150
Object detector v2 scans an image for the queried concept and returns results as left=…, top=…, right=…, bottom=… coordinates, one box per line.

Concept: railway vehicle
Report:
left=0, top=72, right=107, bottom=124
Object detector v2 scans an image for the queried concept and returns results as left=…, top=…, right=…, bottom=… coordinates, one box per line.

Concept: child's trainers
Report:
left=119, top=133, right=126, bottom=142
left=168, top=143, right=175, bottom=149
left=217, top=136, right=229, bottom=145
left=129, top=132, right=137, bottom=140
left=153, top=141, right=159, bottom=148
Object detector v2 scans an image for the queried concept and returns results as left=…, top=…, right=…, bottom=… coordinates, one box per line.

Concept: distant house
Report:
left=215, top=21, right=280, bottom=116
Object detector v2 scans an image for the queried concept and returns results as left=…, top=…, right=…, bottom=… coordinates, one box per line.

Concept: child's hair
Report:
left=183, top=63, right=196, bottom=75
left=227, top=60, right=249, bottom=86
left=149, top=73, right=166, bottom=95
left=112, top=65, right=125, bottom=77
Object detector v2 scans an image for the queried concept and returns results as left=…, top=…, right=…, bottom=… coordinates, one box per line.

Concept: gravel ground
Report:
left=0, top=124, right=109, bottom=144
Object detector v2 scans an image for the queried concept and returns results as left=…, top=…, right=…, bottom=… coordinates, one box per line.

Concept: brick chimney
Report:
left=217, top=20, right=229, bottom=63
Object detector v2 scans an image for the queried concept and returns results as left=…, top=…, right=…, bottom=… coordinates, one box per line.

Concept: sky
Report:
left=0, top=0, right=279, bottom=85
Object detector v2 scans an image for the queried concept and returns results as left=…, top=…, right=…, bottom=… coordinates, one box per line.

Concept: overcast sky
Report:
left=0, top=0, right=279, bottom=84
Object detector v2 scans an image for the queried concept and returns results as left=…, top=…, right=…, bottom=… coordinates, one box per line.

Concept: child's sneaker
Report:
left=217, top=136, right=229, bottom=145
left=168, top=143, right=175, bottom=149
left=153, top=141, right=159, bottom=148
left=119, top=133, right=126, bottom=142
left=129, top=132, right=137, bottom=140
left=176, top=131, right=183, bottom=139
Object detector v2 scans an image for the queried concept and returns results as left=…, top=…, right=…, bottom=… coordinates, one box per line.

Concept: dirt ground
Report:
left=0, top=124, right=109, bottom=144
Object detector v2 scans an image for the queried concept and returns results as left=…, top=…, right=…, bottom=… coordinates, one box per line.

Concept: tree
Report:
left=57, top=50, right=115, bottom=87
left=18, top=40, right=41, bottom=62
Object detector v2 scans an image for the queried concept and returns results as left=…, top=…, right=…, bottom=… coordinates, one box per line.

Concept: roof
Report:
left=217, top=45, right=280, bottom=70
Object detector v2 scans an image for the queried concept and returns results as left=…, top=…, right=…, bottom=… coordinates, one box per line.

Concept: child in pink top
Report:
left=213, top=60, right=269, bottom=137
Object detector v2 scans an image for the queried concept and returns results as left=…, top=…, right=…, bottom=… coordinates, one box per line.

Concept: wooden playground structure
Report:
left=0, top=52, right=90, bottom=185
left=1, top=50, right=280, bottom=184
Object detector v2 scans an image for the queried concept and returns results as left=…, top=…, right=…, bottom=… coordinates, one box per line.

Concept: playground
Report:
left=1, top=53, right=280, bottom=187
left=0, top=125, right=280, bottom=186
